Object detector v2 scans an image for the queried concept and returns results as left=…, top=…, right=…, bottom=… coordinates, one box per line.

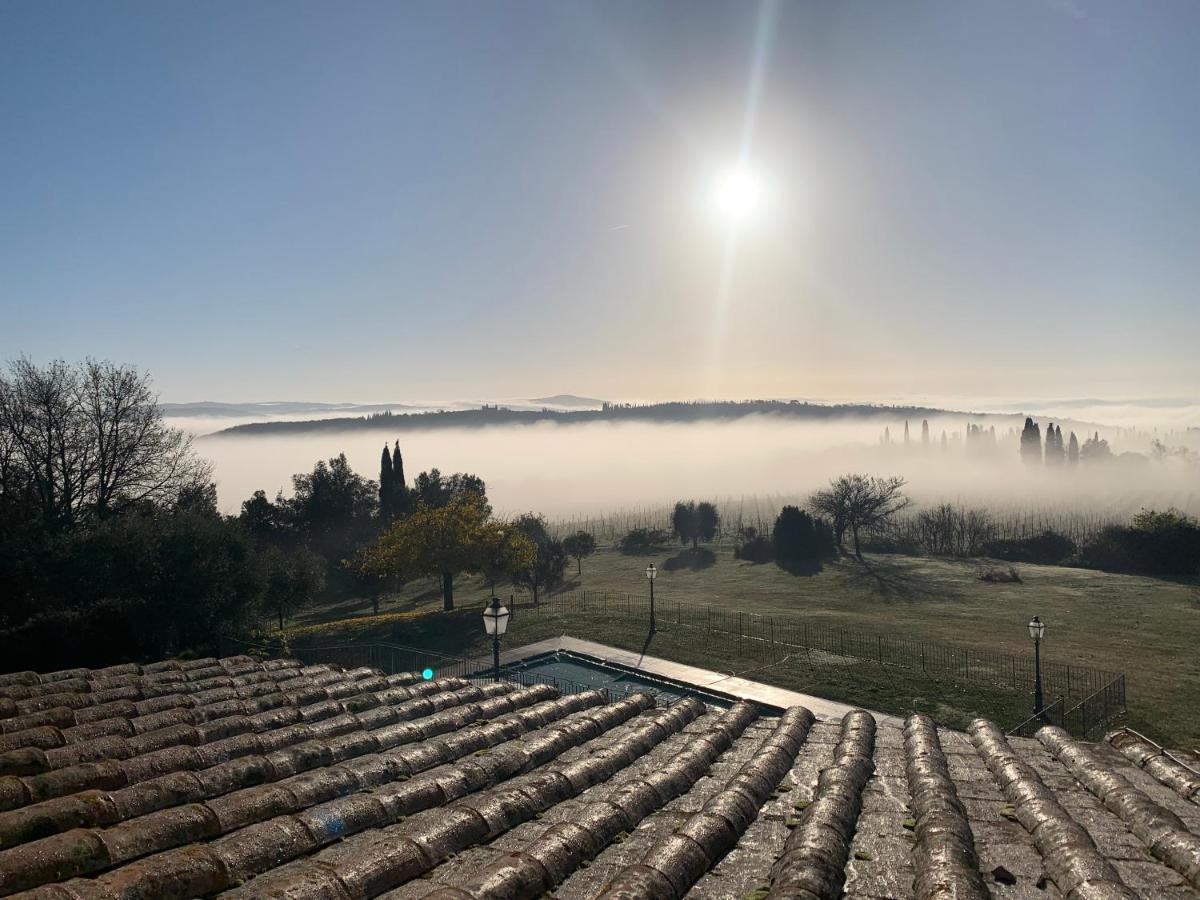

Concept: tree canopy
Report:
left=511, top=513, right=567, bottom=603
left=562, top=530, right=596, bottom=575
left=356, top=496, right=533, bottom=610
left=671, top=500, right=720, bottom=549
left=0, top=358, right=208, bottom=527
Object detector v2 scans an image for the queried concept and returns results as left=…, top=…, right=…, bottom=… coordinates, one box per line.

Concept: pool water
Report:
left=501, top=653, right=731, bottom=708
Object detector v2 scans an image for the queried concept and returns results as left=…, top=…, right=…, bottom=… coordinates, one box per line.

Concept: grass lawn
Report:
left=285, top=546, right=1200, bottom=746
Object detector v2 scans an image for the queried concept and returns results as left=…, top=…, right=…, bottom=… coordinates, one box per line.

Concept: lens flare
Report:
left=715, top=167, right=763, bottom=224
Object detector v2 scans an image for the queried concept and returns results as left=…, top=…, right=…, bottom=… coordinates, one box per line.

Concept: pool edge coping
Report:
left=481, top=634, right=902, bottom=724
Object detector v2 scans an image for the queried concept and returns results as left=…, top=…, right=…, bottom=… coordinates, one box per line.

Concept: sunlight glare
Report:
left=714, top=166, right=764, bottom=225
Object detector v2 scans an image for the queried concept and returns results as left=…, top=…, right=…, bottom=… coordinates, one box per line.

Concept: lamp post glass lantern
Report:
left=645, top=563, right=657, bottom=633
left=483, top=596, right=510, bottom=682
left=1028, top=615, right=1045, bottom=715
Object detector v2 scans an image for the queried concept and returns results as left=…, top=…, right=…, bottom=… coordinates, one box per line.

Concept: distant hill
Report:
left=207, top=399, right=1005, bottom=437
left=527, top=394, right=605, bottom=408
left=161, top=401, right=415, bottom=418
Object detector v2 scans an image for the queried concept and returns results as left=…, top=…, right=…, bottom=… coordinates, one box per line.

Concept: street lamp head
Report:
left=1028, top=616, right=1045, bottom=641
left=646, top=564, right=657, bottom=581
left=483, top=598, right=510, bottom=636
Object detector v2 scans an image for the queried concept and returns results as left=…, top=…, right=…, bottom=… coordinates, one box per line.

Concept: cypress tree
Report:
left=1046, top=424, right=1065, bottom=466
left=1020, top=416, right=1042, bottom=466
left=379, top=444, right=393, bottom=517
left=903, top=420, right=910, bottom=447
left=392, top=441, right=409, bottom=515
left=1067, top=431, right=1080, bottom=466
left=921, top=419, right=930, bottom=452
left=393, top=441, right=405, bottom=489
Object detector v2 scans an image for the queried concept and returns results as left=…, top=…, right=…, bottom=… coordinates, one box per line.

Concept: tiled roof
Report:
left=0, top=656, right=1197, bottom=899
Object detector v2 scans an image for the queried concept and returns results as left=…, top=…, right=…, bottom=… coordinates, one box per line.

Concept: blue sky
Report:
left=2, top=0, right=1197, bottom=402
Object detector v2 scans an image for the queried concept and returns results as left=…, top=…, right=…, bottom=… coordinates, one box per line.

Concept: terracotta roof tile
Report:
left=0, top=656, right=1195, bottom=899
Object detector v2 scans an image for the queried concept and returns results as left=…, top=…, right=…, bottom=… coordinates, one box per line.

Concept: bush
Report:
left=734, top=534, right=774, bottom=563
left=982, top=530, right=1075, bottom=565
left=859, top=530, right=921, bottom=555
left=618, top=527, right=672, bottom=555
left=772, top=507, right=836, bottom=562
left=1079, top=509, right=1200, bottom=576
left=979, top=566, right=1022, bottom=583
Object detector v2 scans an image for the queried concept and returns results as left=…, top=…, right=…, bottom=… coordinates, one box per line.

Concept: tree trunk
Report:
left=577, top=558, right=582, bottom=576
left=852, top=526, right=863, bottom=560
left=442, top=572, right=454, bottom=611
left=278, top=608, right=284, bottom=631
left=692, top=536, right=698, bottom=550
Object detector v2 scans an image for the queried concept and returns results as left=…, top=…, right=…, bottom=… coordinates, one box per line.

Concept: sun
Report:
left=714, top=166, right=764, bottom=225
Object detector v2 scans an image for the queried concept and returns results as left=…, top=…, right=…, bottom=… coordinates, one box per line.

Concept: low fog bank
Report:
left=199, top=416, right=1200, bottom=521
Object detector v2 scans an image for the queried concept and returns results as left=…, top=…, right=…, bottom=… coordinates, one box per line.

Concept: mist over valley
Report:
left=191, top=398, right=1200, bottom=521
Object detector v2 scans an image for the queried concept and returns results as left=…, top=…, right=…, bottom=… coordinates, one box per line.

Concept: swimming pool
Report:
left=500, top=651, right=733, bottom=708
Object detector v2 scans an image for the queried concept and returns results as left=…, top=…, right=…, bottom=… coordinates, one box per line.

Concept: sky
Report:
left=3, top=0, right=1198, bottom=404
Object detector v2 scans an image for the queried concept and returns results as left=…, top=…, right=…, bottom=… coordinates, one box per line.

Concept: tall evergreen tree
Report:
left=1048, top=424, right=1066, bottom=466
left=1068, top=431, right=1080, bottom=466
left=393, top=441, right=405, bottom=491
left=921, top=419, right=930, bottom=452
left=391, top=441, right=409, bottom=516
left=379, top=444, right=394, bottom=517
left=1020, top=417, right=1042, bottom=466
left=903, top=420, right=910, bottom=448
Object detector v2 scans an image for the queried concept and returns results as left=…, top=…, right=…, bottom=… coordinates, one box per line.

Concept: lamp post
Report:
left=646, top=563, right=657, bottom=633
left=1028, top=615, right=1046, bottom=716
left=483, top=596, right=510, bottom=683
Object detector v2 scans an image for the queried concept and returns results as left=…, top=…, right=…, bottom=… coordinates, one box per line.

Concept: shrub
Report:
left=982, top=530, right=1075, bottom=565
left=859, top=531, right=922, bottom=555
left=734, top=534, right=774, bottom=563
left=1079, top=509, right=1200, bottom=576
left=979, top=566, right=1022, bottom=583
left=618, top=527, right=672, bottom=555
left=772, top=507, right=836, bottom=562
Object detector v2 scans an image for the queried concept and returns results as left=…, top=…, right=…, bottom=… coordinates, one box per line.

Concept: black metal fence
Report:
left=537, top=589, right=1127, bottom=735
left=541, top=590, right=1121, bottom=704
left=1006, top=674, right=1127, bottom=739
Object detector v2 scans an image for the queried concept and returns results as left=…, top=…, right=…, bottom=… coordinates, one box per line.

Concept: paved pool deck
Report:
left=485, top=634, right=903, bottom=725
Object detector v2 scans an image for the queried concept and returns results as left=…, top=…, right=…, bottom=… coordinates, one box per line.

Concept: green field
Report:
left=286, top=547, right=1200, bottom=746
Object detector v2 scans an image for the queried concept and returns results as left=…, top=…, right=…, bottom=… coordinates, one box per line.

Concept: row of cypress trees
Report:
left=378, top=441, right=413, bottom=520
left=1019, top=417, right=1110, bottom=467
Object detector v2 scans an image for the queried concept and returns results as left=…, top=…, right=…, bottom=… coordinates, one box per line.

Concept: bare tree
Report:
left=0, top=359, right=90, bottom=524
left=0, top=358, right=208, bottom=524
left=810, top=474, right=911, bottom=560
left=78, top=359, right=206, bottom=516
left=917, top=503, right=995, bottom=557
